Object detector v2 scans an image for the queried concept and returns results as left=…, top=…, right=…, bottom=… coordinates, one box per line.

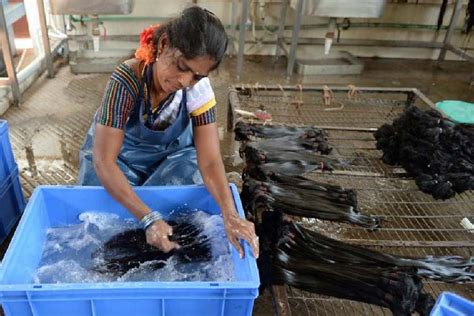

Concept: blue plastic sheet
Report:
left=435, top=100, right=474, bottom=124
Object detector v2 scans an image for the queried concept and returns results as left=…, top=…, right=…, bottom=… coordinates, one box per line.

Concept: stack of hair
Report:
left=374, top=106, right=474, bottom=200
left=235, top=121, right=474, bottom=315
left=235, top=122, right=375, bottom=227
left=241, top=173, right=379, bottom=229
left=236, top=122, right=338, bottom=179
left=240, top=140, right=339, bottom=176
left=234, top=121, right=329, bottom=146
left=258, top=211, right=474, bottom=316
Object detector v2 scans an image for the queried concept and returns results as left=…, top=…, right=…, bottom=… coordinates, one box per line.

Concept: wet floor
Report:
left=0, top=55, right=473, bottom=315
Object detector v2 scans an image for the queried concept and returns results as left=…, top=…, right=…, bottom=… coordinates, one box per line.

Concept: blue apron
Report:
left=78, top=64, right=203, bottom=186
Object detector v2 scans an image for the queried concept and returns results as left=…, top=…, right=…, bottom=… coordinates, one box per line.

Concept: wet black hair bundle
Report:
left=374, top=106, right=474, bottom=199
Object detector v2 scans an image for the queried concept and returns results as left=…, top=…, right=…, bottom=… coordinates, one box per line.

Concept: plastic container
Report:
left=0, top=120, right=16, bottom=183
left=430, top=292, right=474, bottom=316
left=0, top=184, right=259, bottom=316
left=0, top=120, right=25, bottom=243
left=0, top=167, right=26, bottom=243
left=435, top=100, right=474, bottom=124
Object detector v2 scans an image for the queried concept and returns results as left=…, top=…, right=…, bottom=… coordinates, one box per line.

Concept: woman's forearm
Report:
left=94, top=159, right=151, bottom=220
left=199, top=157, right=259, bottom=258
left=199, top=159, right=237, bottom=219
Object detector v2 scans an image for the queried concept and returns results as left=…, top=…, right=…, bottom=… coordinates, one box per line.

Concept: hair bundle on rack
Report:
left=234, top=121, right=328, bottom=141
left=233, top=118, right=474, bottom=315
left=374, top=106, right=474, bottom=199
left=239, top=140, right=340, bottom=175
left=241, top=174, right=379, bottom=229
left=258, top=211, right=474, bottom=316
left=235, top=122, right=371, bottom=226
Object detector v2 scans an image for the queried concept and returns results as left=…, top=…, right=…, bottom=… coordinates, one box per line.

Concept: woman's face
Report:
left=153, top=36, right=215, bottom=94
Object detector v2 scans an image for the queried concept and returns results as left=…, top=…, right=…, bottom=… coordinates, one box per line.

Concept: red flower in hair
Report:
left=139, top=26, right=155, bottom=46
left=135, top=24, right=160, bottom=65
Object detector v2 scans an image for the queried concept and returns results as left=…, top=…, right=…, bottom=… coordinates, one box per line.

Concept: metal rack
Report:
left=227, top=85, right=435, bottom=131
left=227, top=84, right=474, bottom=315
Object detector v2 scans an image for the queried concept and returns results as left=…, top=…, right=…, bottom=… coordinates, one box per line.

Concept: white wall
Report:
left=66, top=0, right=474, bottom=60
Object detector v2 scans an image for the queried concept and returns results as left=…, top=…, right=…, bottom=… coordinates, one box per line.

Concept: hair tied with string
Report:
left=135, top=24, right=160, bottom=65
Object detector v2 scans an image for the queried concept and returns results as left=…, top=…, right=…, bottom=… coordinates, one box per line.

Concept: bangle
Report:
left=140, top=211, right=163, bottom=230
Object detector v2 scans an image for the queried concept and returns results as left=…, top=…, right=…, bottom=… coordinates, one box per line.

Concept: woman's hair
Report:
left=135, top=6, right=228, bottom=69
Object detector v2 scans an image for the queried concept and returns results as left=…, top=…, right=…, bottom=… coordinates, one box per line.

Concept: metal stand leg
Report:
left=0, top=5, right=20, bottom=105
left=229, top=0, right=238, bottom=56
left=438, top=0, right=463, bottom=61
left=61, top=15, right=70, bottom=58
left=7, top=25, right=16, bottom=56
left=237, top=0, right=248, bottom=79
left=275, top=0, right=289, bottom=57
left=37, top=0, right=54, bottom=78
left=286, top=0, right=303, bottom=78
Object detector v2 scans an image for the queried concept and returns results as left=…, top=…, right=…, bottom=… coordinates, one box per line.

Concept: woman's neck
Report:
left=150, top=63, right=166, bottom=96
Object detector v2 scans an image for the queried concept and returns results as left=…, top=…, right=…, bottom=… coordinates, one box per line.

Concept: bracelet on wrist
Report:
left=140, top=211, right=163, bottom=230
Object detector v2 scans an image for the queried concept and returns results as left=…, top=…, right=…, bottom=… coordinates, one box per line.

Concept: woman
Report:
left=78, top=7, right=258, bottom=259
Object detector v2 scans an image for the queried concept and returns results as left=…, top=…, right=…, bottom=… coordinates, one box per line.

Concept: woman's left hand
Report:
left=223, top=213, right=259, bottom=259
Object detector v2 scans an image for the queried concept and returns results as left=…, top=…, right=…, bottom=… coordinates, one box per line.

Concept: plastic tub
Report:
left=0, top=120, right=25, bottom=243
left=0, top=120, right=16, bottom=184
left=0, top=167, right=26, bottom=243
left=0, top=184, right=259, bottom=316
left=430, top=292, right=474, bottom=316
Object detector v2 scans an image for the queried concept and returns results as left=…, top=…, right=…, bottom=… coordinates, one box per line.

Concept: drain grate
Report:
left=2, top=69, right=109, bottom=197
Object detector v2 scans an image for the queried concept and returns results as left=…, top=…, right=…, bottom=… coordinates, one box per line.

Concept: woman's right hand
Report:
left=145, top=220, right=180, bottom=252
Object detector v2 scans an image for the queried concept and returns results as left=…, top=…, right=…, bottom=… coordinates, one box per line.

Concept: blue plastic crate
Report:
left=430, top=292, right=474, bottom=316
left=0, top=166, right=26, bottom=243
left=0, top=120, right=16, bottom=183
left=0, top=184, right=260, bottom=316
left=0, top=120, right=25, bottom=243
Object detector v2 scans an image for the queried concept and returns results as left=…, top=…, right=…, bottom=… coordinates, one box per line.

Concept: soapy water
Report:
left=33, top=210, right=235, bottom=284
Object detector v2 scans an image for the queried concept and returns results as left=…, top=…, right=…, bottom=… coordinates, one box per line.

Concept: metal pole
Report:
left=446, top=44, right=474, bottom=63
left=7, top=25, right=16, bottom=56
left=0, top=5, right=20, bottom=105
left=61, top=14, right=70, bottom=58
left=438, top=0, right=463, bottom=61
left=229, top=0, right=238, bottom=56
left=286, top=0, right=303, bottom=78
left=37, top=0, right=54, bottom=78
left=275, top=0, right=289, bottom=57
left=237, top=0, right=248, bottom=79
